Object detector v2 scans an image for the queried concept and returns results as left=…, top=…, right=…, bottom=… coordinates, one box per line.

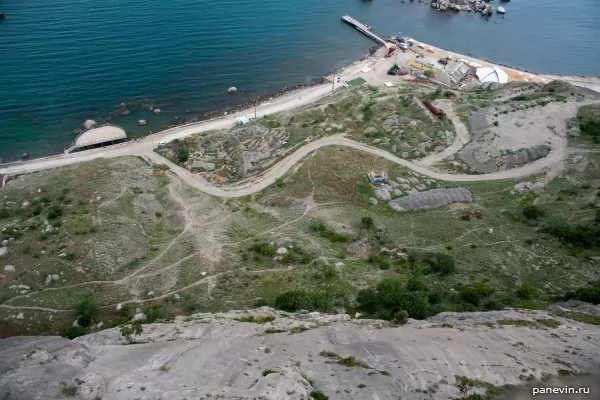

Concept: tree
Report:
left=423, top=69, right=435, bottom=79
left=75, top=297, right=98, bottom=327
left=120, top=321, right=144, bottom=344
left=361, top=216, right=374, bottom=229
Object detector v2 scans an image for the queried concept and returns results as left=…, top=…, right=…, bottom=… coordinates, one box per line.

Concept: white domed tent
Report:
left=476, top=66, right=509, bottom=84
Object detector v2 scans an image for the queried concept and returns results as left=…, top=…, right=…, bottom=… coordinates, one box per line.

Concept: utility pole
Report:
left=254, top=98, right=257, bottom=119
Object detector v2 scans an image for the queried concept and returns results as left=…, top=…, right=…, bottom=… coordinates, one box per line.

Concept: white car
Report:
left=237, top=116, right=253, bottom=125
left=158, top=140, right=168, bottom=146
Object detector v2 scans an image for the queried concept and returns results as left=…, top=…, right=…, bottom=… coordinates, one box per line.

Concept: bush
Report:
left=47, top=204, right=63, bottom=220
left=274, top=290, right=330, bottom=312
left=62, top=326, right=90, bottom=340
left=146, top=304, right=164, bottom=323
left=393, top=310, right=409, bottom=325
left=516, top=284, right=539, bottom=300
left=310, top=390, right=329, bottom=400
left=120, top=321, right=143, bottom=344
left=564, top=281, right=600, bottom=304
left=543, top=219, right=599, bottom=249
left=423, top=69, right=435, bottom=78
left=310, top=221, right=349, bottom=243
left=522, top=205, right=545, bottom=220
left=75, top=297, right=98, bottom=327
left=423, top=253, right=456, bottom=275
left=361, top=216, right=374, bottom=229
left=177, top=148, right=189, bottom=163
left=459, top=283, right=494, bottom=306
left=357, top=278, right=429, bottom=320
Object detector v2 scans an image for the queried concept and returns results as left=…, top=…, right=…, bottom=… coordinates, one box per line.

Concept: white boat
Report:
left=497, top=6, right=506, bottom=14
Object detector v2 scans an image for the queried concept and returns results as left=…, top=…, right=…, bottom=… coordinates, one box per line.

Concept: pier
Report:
left=341, top=15, right=388, bottom=46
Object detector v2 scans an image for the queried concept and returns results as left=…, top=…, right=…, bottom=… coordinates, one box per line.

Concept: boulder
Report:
left=3, top=265, right=15, bottom=272
left=82, top=120, right=97, bottom=130
left=228, top=86, right=237, bottom=94
left=51, top=274, right=60, bottom=281
left=369, top=197, right=378, bottom=205
left=1, top=239, right=7, bottom=246
left=276, top=247, right=288, bottom=255
left=374, top=186, right=392, bottom=201
left=132, top=313, right=146, bottom=322
left=153, top=108, right=162, bottom=115
left=0, top=247, right=7, bottom=257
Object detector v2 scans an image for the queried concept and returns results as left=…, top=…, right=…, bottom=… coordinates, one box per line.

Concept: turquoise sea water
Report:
left=0, top=0, right=599, bottom=160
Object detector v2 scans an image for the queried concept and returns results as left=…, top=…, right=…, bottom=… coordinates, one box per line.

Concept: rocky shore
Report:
left=431, top=0, right=496, bottom=16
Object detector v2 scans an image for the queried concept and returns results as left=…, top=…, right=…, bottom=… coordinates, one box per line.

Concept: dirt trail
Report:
left=417, top=99, right=470, bottom=166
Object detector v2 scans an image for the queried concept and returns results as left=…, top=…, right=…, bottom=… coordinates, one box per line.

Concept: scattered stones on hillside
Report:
left=511, top=181, right=545, bottom=195
left=0, top=247, right=8, bottom=257
left=369, top=197, right=378, bottom=205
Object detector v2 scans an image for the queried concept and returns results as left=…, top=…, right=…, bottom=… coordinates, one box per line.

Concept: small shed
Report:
left=368, top=171, right=388, bottom=185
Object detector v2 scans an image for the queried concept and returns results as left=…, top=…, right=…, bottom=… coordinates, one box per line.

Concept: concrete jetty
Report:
left=341, top=15, right=388, bottom=46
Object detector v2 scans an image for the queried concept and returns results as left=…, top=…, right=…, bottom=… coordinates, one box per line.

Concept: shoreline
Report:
left=1, top=38, right=599, bottom=168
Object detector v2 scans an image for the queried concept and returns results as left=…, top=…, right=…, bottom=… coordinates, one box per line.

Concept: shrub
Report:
left=75, top=297, right=98, bottom=327
left=516, top=284, right=539, bottom=300
left=310, top=390, right=329, bottom=400
left=423, top=253, right=456, bottom=275
left=47, top=204, right=63, bottom=220
left=459, top=283, right=494, bottom=306
left=357, top=278, right=429, bottom=319
left=177, top=148, right=189, bottom=163
left=564, top=281, right=600, bottom=304
left=361, top=216, right=374, bottom=229
left=423, top=69, right=435, bottom=78
left=262, top=369, right=279, bottom=377
left=393, top=310, right=409, bottom=325
left=120, top=321, right=143, bottom=344
left=522, top=205, right=545, bottom=220
left=62, top=326, right=90, bottom=340
left=146, top=304, right=164, bottom=323
left=310, top=221, right=349, bottom=243
left=274, top=290, right=330, bottom=312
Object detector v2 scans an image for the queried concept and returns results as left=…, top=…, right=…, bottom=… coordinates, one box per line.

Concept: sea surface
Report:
left=0, top=0, right=599, bottom=161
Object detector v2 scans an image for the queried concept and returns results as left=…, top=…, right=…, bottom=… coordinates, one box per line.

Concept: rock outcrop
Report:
left=1, top=307, right=599, bottom=399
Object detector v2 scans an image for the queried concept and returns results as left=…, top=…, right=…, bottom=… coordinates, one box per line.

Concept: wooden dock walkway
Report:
left=341, top=15, right=388, bottom=46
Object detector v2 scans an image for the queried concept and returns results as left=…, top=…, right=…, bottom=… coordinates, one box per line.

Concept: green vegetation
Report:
left=75, top=297, right=98, bottom=327
left=319, top=350, right=371, bottom=369
left=274, top=290, right=330, bottom=312
left=577, top=104, right=600, bottom=143
left=310, top=221, right=350, bottom=243
left=237, top=315, right=276, bottom=324
left=262, top=369, right=279, bottom=377
left=564, top=281, right=600, bottom=304
left=120, top=321, right=144, bottom=344
left=309, top=390, right=330, bottom=400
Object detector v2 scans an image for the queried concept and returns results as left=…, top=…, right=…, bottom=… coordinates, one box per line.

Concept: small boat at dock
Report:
left=497, top=6, right=506, bottom=14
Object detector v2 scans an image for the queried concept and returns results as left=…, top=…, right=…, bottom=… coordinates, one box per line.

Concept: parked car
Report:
left=237, top=115, right=253, bottom=125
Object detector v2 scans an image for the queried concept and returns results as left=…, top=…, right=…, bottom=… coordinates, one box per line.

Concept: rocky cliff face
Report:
left=1, top=307, right=599, bottom=400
